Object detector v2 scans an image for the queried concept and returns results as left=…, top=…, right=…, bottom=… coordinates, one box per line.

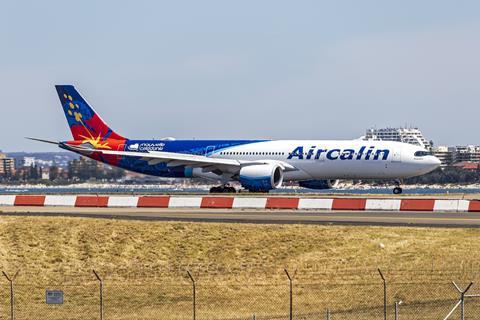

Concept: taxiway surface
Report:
left=1, top=207, right=480, bottom=228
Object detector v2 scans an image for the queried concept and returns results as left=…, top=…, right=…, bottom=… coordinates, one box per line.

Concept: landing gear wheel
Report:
left=393, top=187, right=403, bottom=195
left=225, top=186, right=237, bottom=193
left=209, top=186, right=237, bottom=193
left=210, top=186, right=221, bottom=193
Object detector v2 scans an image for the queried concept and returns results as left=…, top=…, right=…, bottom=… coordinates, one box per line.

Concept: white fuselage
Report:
left=206, top=140, right=441, bottom=181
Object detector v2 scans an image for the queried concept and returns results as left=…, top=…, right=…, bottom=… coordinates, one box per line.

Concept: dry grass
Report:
left=1, top=216, right=480, bottom=282
left=1, top=216, right=480, bottom=319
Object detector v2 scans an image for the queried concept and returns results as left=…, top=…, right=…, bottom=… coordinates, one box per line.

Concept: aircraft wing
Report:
left=63, top=144, right=297, bottom=174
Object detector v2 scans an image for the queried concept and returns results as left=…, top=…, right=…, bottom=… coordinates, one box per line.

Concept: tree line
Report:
left=0, top=157, right=125, bottom=183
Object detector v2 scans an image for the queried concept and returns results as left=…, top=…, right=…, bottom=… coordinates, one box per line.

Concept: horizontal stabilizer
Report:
left=26, top=137, right=60, bottom=146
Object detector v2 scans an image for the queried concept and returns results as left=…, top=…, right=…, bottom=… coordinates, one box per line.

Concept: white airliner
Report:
left=31, top=85, right=441, bottom=194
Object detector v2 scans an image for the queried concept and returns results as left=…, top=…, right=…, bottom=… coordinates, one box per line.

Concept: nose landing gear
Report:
left=392, top=179, right=403, bottom=195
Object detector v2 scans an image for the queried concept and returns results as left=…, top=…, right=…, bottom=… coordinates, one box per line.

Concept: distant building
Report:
left=364, top=127, right=432, bottom=150
left=36, top=159, right=54, bottom=168
left=68, top=157, right=101, bottom=179
left=22, top=156, right=36, bottom=167
left=452, top=161, right=480, bottom=171
left=432, top=146, right=456, bottom=167
left=433, top=145, right=480, bottom=167
left=41, top=169, right=50, bottom=180
left=455, top=145, right=480, bottom=163
left=0, top=152, right=15, bottom=177
left=52, top=154, right=78, bottom=168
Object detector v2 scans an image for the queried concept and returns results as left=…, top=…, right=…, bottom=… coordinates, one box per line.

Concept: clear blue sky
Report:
left=1, top=1, right=479, bottom=151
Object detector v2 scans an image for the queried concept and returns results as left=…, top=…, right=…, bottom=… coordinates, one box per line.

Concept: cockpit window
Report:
left=414, top=151, right=433, bottom=157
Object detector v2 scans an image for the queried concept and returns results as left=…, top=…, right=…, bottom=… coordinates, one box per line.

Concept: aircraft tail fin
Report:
left=55, top=85, right=126, bottom=142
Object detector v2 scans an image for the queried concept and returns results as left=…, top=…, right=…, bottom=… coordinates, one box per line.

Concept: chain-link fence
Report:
left=2, top=269, right=480, bottom=320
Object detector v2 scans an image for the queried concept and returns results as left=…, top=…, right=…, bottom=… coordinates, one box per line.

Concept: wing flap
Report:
left=98, top=149, right=242, bottom=167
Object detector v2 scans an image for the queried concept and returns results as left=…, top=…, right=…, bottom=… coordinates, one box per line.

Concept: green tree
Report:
left=49, top=165, right=59, bottom=181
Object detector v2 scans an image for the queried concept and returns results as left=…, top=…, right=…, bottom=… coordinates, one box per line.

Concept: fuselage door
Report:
left=391, top=149, right=402, bottom=163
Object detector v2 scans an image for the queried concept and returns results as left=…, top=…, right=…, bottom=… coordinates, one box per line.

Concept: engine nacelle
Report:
left=239, top=164, right=284, bottom=192
left=299, top=179, right=339, bottom=190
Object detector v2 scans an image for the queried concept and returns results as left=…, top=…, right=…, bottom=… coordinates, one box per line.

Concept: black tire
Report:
left=393, top=187, right=403, bottom=195
left=210, top=186, right=220, bottom=193
left=226, top=187, right=237, bottom=193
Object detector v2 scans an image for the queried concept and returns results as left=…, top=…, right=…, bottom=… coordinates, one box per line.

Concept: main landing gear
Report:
left=209, top=185, right=237, bottom=193
left=393, top=179, right=403, bottom=195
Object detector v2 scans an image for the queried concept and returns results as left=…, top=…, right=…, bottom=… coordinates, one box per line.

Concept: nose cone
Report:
left=427, top=156, right=441, bottom=171
left=413, top=156, right=441, bottom=176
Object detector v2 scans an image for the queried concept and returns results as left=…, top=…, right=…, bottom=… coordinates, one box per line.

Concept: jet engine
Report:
left=239, top=164, right=283, bottom=192
left=299, top=179, right=339, bottom=190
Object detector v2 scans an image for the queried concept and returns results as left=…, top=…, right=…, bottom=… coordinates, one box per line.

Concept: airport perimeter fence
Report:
left=2, top=269, right=480, bottom=320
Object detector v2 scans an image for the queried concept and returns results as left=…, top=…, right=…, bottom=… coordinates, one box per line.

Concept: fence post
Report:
left=378, top=269, right=387, bottom=320
left=93, top=270, right=104, bottom=320
left=394, top=301, right=402, bottom=320
left=325, top=308, right=331, bottom=320
left=284, top=269, right=296, bottom=320
left=457, top=282, right=472, bottom=320
left=187, top=271, right=196, bottom=320
left=443, top=282, right=474, bottom=320
left=2, top=270, right=19, bottom=320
